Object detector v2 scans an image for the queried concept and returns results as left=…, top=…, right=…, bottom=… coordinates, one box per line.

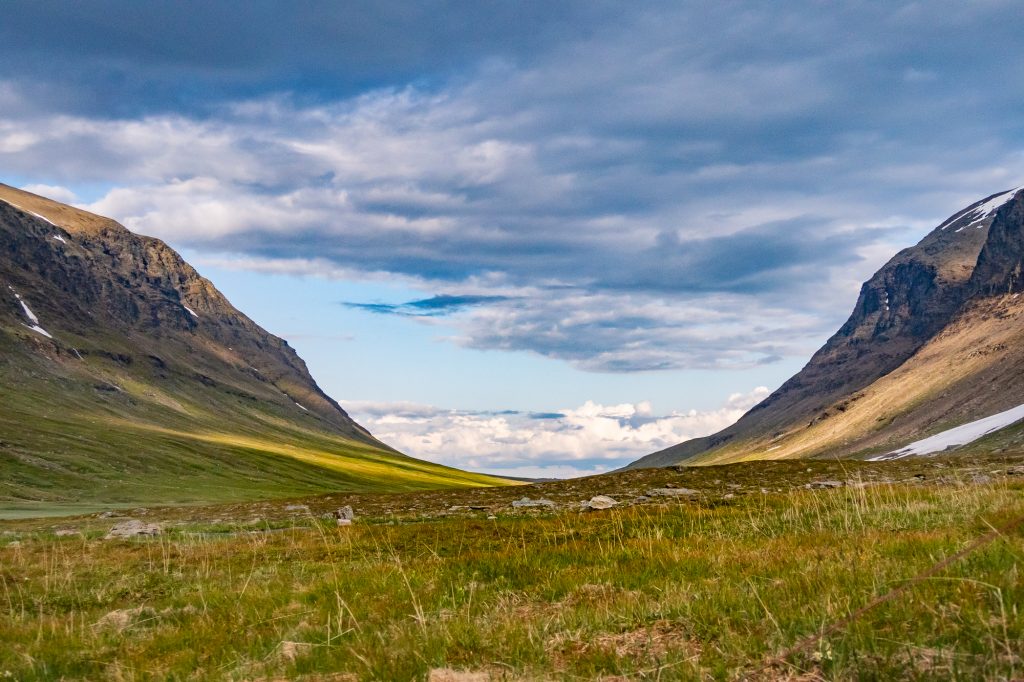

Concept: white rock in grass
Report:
left=584, top=495, right=618, bottom=510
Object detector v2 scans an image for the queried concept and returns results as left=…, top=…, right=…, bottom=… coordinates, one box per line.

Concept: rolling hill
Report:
left=631, top=185, right=1024, bottom=467
left=0, top=183, right=508, bottom=516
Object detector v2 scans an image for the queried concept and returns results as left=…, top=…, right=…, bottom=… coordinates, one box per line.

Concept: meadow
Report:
left=2, top=456, right=1023, bottom=680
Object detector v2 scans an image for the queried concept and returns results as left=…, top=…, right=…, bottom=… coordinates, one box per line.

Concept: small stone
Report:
left=647, top=487, right=698, bottom=497
left=584, top=495, right=617, bottom=510
left=972, top=474, right=993, bottom=484
left=7, top=541, right=20, bottom=548
left=333, top=506, right=355, bottom=521
left=723, top=493, right=735, bottom=500
left=511, top=497, right=556, bottom=508
left=804, top=480, right=844, bottom=490
left=336, top=519, right=353, bottom=527
left=633, top=495, right=650, bottom=502
left=1008, top=466, right=1024, bottom=476
left=104, top=519, right=162, bottom=539
left=486, top=515, right=497, bottom=520
left=54, top=529, right=79, bottom=537
left=284, top=504, right=309, bottom=512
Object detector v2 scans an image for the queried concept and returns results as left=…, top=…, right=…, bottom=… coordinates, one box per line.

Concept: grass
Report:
left=0, top=328, right=511, bottom=517
left=1, top=455, right=1022, bottom=680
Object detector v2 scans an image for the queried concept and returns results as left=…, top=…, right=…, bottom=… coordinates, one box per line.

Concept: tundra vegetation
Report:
left=2, top=454, right=1023, bottom=680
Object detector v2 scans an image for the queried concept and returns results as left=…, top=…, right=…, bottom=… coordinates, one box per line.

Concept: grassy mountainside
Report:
left=2, top=454, right=1022, bottom=679
left=632, top=186, right=1024, bottom=468
left=0, top=184, right=509, bottom=515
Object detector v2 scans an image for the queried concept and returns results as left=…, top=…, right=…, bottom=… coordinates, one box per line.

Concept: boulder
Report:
left=584, top=495, right=618, bottom=510
left=333, top=506, right=355, bottom=521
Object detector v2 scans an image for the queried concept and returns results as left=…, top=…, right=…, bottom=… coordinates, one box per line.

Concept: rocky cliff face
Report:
left=631, top=186, right=1024, bottom=468
left=0, top=184, right=375, bottom=442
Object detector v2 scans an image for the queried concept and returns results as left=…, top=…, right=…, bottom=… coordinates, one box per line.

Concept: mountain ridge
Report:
left=0, top=183, right=508, bottom=513
left=630, top=185, right=1024, bottom=468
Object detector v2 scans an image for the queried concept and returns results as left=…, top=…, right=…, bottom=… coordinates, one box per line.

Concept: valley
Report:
left=2, top=453, right=1023, bottom=680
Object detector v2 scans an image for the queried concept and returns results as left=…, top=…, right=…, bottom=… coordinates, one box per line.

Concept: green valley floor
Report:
left=2, top=454, right=1023, bottom=680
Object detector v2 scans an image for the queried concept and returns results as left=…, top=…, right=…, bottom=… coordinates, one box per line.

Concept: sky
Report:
left=3, top=1, right=1024, bottom=477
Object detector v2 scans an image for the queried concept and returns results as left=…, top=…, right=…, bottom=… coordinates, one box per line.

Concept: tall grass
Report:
left=1, top=477, right=1022, bottom=680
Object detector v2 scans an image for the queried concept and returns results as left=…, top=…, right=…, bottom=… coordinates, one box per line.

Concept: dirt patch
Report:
left=547, top=620, right=699, bottom=665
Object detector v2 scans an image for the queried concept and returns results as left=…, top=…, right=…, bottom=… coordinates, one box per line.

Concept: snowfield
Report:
left=870, top=402, right=1024, bottom=460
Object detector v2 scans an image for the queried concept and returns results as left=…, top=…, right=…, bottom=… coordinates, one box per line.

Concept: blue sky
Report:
left=3, top=1, right=1024, bottom=476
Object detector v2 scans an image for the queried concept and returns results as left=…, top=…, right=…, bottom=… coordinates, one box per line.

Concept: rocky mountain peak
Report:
left=631, top=185, right=1024, bottom=468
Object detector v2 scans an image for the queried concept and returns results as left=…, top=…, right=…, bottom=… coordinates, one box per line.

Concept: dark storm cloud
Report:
left=4, top=1, right=1024, bottom=371
left=0, top=0, right=622, bottom=116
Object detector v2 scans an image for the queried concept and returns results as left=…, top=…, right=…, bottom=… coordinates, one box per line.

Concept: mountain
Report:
left=631, top=185, right=1024, bottom=468
left=0, top=183, right=508, bottom=515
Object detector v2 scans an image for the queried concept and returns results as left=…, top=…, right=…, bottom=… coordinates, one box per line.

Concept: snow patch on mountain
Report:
left=870, top=402, right=1024, bottom=460
left=0, top=197, right=59, bottom=227
left=8, top=286, right=53, bottom=338
left=941, top=186, right=1023, bottom=232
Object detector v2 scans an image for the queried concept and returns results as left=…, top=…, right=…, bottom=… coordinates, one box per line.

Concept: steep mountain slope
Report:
left=0, top=184, right=508, bottom=514
left=631, top=185, right=1024, bottom=467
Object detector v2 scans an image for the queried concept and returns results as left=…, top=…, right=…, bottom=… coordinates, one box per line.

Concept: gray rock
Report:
left=971, top=474, right=993, bottom=484
left=1008, top=466, right=1024, bottom=476
left=511, top=497, right=556, bottom=508
left=723, top=493, right=736, bottom=500
left=333, top=506, right=355, bottom=521
left=336, top=519, right=353, bottom=527
left=633, top=495, right=651, bottom=502
left=584, top=495, right=618, bottom=510
left=54, top=529, right=79, bottom=537
left=284, top=504, right=309, bottom=512
left=647, top=487, right=698, bottom=497
left=105, top=519, right=161, bottom=539
left=804, top=480, right=844, bottom=490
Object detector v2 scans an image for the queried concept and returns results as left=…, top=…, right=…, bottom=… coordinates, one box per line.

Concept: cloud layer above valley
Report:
left=3, top=1, right=1024, bottom=377
left=343, top=388, right=771, bottom=478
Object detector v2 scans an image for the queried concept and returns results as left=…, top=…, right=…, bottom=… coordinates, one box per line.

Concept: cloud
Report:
left=343, top=387, right=771, bottom=476
left=3, top=3, right=1024, bottom=372
left=345, top=294, right=509, bottom=317
left=20, top=183, right=77, bottom=203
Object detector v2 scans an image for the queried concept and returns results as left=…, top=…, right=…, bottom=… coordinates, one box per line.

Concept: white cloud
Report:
left=343, top=387, right=770, bottom=476
left=21, top=183, right=77, bottom=203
